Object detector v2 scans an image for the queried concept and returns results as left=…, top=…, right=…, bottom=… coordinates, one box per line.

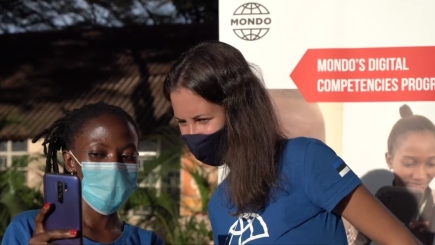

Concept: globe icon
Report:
left=233, top=2, right=269, bottom=15
left=232, top=2, right=271, bottom=41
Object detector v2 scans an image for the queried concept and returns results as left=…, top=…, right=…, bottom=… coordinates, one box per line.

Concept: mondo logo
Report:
left=231, top=2, right=271, bottom=41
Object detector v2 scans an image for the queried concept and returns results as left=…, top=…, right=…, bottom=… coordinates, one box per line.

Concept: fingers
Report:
left=34, top=202, right=52, bottom=234
left=31, top=203, right=79, bottom=244
left=29, top=229, right=78, bottom=245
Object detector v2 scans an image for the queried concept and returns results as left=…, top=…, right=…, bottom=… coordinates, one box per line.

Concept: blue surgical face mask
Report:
left=181, top=127, right=225, bottom=167
left=69, top=151, right=139, bottom=215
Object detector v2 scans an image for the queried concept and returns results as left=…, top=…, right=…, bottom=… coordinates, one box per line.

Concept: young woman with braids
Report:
left=1, top=102, right=164, bottom=245
left=350, top=104, right=435, bottom=245
left=163, top=41, right=421, bottom=245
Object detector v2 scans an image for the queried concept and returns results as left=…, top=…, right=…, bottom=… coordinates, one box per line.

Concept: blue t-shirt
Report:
left=209, top=137, right=362, bottom=245
left=1, top=209, right=164, bottom=245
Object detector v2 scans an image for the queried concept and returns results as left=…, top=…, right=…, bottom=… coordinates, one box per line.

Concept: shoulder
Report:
left=296, top=136, right=333, bottom=150
left=282, top=137, right=361, bottom=212
left=281, top=137, right=337, bottom=168
left=124, top=224, right=165, bottom=245
left=8, top=209, right=38, bottom=227
left=283, top=137, right=331, bottom=156
left=283, top=136, right=317, bottom=151
left=1, top=210, right=39, bottom=245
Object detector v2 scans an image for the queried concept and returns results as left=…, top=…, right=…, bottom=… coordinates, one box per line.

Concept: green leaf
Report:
left=120, top=125, right=214, bottom=244
left=0, top=165, right=44, bottom=240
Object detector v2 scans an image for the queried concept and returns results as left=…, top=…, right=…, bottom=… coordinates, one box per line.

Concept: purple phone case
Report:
left=43, top=173, right=83, bottom=245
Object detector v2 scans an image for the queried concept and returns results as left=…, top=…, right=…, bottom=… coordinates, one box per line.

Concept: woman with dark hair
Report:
left=351, top=104, right=435, bottom=245
left=163, top=40, right=421, bottom=245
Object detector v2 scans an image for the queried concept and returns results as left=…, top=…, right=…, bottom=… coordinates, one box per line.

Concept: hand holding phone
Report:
left=39, top=173, right=83, bottom=245
left=29, top=203, right=78, bottom=245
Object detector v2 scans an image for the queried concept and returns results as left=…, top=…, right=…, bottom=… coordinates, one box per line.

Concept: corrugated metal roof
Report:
left=0, top=25, right=217, bottom=140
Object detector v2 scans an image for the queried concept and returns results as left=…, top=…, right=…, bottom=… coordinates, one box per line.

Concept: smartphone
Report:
left=43, top=173, right=83, bottom=245
left=375, top=186, right=424, bottom=225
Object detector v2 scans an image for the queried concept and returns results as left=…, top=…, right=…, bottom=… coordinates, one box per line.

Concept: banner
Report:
left=219, top=1, right=435, bottom=244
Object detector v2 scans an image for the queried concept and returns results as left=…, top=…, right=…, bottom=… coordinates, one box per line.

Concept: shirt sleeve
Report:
left=303, top=139, right=361, bottom=212
left=1, top=217, right=31, bottom=245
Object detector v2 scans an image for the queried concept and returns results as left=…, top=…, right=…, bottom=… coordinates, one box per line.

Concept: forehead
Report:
left=73, top=114, right=138, bottom=146
left=170, top=88, right=222, bottom=117
left=395, top=132, right=435, bottom=155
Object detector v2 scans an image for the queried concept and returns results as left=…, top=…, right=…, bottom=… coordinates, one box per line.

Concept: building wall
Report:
left=26, top=138, right=46, bottom=191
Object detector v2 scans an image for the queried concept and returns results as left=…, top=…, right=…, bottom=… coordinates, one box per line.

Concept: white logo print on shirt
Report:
left=227, top=213, right=269, bottom=245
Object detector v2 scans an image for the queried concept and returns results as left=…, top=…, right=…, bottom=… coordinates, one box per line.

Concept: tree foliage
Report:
left=119, top=125, right=216, bottom=245
left=0, top=155, right=45, bottom=239
left=0, top=0, right=217, bottom=34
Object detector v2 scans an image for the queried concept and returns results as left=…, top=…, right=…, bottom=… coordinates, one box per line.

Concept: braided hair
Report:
left=32, top=101, right=139, bottom=173
left=387, top=104, right=435, bottom=155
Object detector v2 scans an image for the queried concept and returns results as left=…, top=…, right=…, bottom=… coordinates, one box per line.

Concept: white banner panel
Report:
left=219, top=0, right=435, bottom=182
left=219, top=1, right=435, bottom=244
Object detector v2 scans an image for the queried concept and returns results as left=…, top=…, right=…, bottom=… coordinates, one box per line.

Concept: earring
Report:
left=70, top=169, right=74, bottom=175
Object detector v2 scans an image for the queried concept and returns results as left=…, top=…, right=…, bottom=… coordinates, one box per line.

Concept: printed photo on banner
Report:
left=343, top=102, right=435, bottom=245
left=342, top=102, right=435, bottom=189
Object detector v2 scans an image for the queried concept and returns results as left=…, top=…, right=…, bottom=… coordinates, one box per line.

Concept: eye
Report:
left=197, top=118, right=211, bottom=124
left=122, top=154, right=138, bottom=162
left=88, top=152, right=105, bottom=158
left=402, top=161, right=414, bottom=167
left=122, top=154, right=135, bottom=159
left=176, top=119, right=187, bottom=125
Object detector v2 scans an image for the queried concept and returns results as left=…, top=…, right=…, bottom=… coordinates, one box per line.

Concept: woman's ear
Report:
left=385, top=152, right=393, bottom=170
left=63, top=151, right=76, bottom=173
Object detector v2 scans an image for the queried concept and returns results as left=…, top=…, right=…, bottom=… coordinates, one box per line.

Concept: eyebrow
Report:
left=89, top=142, right=109, bottom=147
left=121, top=143, right=138, bottom=151
left=174, top=115, right=212, bottom=120
left=89, top=142, right=137, bottom=151
left=402, top=155, right=435, bottom=161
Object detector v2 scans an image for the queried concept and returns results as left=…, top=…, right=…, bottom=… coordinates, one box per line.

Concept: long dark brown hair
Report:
left=163, top=40, right=286, bottom=215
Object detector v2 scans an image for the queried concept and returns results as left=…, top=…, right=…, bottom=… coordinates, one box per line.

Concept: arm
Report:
left=302, top=139, right=420, bottom=245
left=335, top=185, right=421, bottom=245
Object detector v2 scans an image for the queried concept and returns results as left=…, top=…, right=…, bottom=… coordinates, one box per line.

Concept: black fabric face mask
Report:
left=181, top=128, right=225, bottom=167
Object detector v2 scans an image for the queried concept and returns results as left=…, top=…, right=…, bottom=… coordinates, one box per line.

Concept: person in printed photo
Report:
left=350, top=104, right=435, bottom=245
left=268, top=89, right=326, bottom=142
